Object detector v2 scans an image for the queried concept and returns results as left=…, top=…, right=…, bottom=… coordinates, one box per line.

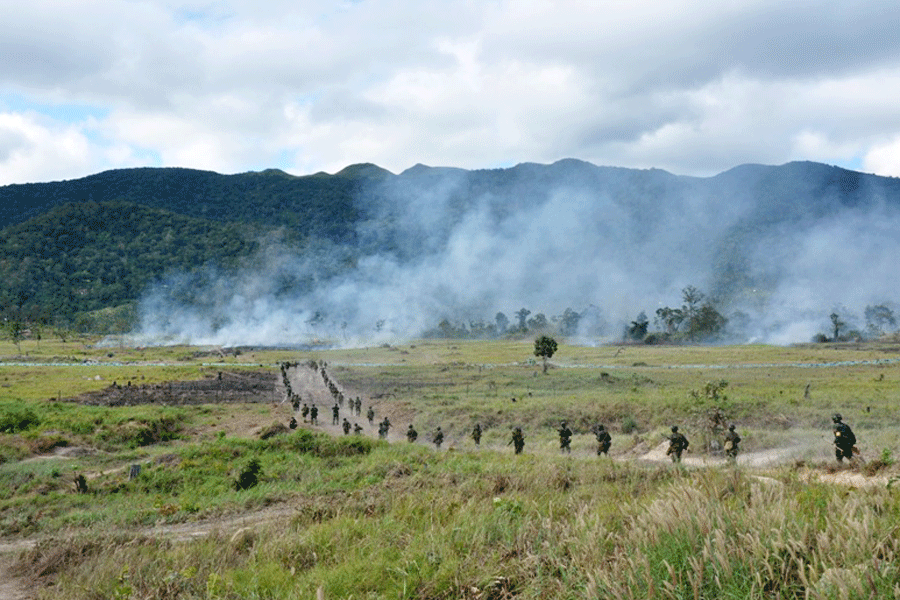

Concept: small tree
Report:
left=515, top=308, right=531, bottom=332
left=627, top=311, right=649, bottom=341
left=534, top=335, right=558, bottom=374
left=830, top=312, right=845, bottom=341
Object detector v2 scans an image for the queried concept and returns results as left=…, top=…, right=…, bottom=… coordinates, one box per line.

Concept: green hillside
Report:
left=2, top=160, right=899, bottom=337
left=0, top=201, right=258, bottom=325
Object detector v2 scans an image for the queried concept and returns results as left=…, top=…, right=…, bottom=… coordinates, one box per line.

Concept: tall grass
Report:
left=16, top=436, right=900, bottom=599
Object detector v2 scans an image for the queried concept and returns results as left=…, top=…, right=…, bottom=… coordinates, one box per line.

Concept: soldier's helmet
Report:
left=832, top=413, right=843, bottom=423
left=671, top=425, right=678, bottom=432
left=728, top=424, right=735, bottom=431
left=597, top=424, right=605, bottom=430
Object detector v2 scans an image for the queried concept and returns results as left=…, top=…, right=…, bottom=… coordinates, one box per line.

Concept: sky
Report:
left=4, top=0, right=900, bottom=186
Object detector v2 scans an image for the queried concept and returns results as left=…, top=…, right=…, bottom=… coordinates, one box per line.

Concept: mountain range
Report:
left=2, top=159, right=898, bottom=343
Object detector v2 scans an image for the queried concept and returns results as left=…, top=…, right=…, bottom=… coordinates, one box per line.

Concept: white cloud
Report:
left=4, top=1, right=900, bottom=182
left=0, top=112, right=97, bottom=182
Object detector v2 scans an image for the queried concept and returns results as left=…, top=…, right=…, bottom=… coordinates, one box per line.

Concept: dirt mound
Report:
left=67, top=370, right=277, bottom=406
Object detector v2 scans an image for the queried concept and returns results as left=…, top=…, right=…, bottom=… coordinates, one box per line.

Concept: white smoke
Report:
left=131, top=162, right=900, bottom=347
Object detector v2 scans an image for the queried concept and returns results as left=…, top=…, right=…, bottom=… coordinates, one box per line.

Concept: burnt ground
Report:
left=67, top=369, right=279, bottom=406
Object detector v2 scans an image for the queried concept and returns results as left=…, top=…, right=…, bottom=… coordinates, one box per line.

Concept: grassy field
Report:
left=2, top=337, right=900, bottom=599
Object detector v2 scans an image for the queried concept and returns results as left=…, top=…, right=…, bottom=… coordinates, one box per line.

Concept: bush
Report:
left=234, top=458, right=262, bottom=491
left=0, top=409, right=41, bottom=433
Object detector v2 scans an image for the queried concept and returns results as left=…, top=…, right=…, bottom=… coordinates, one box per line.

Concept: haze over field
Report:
left=133, top=160, right=900, bottom=347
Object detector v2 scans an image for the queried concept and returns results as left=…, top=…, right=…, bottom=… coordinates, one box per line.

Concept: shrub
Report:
left=234, top=458, right=262, bottom=491
left=0, top=409, right=41, bottom=433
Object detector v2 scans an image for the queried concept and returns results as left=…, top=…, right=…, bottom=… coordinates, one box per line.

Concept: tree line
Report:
left=423, top=285, right=900, bottom=344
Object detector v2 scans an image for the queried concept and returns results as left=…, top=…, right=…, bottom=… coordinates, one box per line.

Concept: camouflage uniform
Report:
left=472, top=423, right=482, bottom=446
left=342, top=418, right=351, bottom=435
left=510, top=427, right=525, bottom=454
left=407, top=424, right=418, bottom=443
left=667, top=426, right=689, bottom=462
left=594, top=424, right=612, bottom=456
left=832, top=413, right=856, bottom=462
left=724, top=424, right=741, bottom=461
left=433, top=427, right=444, bottom=449
left=558, top=422, right=572, bottom=453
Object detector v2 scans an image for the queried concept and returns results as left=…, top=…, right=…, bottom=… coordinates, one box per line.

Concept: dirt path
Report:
left=2, top=362, right=889, bottom=598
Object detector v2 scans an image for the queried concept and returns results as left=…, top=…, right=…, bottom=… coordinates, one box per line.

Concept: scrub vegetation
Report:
left=2, top=337, right=900, bottom=599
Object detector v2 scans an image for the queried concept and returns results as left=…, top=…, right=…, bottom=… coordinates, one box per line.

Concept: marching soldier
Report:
left=558, top=421, right=572, bottom=454
left=432, top=426, right=444, bottom=449
left=594, top=423, right=611, bottom=456
left=724, top=424, right=741, bottom=462
left=510, top=427, right=525, bottom=454
left=832, top=413, right=857, bottom=463
left=407, top=424, right=418, bottom=443
left=667, top=425, right=689, bottom=463
left=472, top=423, right=482, bottom=446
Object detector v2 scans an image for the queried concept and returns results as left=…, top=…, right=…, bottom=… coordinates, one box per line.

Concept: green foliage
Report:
left=0, top=408, right=40, bottom=433
left=533, top=335, right=557, bottom=359
left=95, top=415, right=182, bottom=449
left=0, top=200, right=257, bottom=324
left=234, top=458, right=263, bottom=491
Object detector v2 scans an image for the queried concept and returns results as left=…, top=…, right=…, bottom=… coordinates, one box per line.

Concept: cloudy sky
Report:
left=3, top=0, right=900, bottom=185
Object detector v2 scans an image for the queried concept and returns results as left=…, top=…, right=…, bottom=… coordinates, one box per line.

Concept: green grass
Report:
left=3, top=338, right=900, bottom=598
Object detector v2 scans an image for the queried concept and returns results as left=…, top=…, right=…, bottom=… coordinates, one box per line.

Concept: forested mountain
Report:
left=2, top=160, right=899, bottom=342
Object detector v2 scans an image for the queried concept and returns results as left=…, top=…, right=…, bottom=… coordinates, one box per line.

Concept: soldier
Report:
left=289, top=416, right=298, bottom=430
left=292, top=398, right=300, bottom=412
left=332, top=403, right=340, bottom=425
left=407, top=424, right=418, bottom=443
left=832, top=413, right=857, bottom=463
left=301, top=403, right=310, bottom=422
left=379, top=417, right=391, bottom=439
left=667, top=425, right=689, bottom=463
left=342, top=418, right=351, bottom=435
left=433, top=426, right=444, bottom=449
left=510, top=427, right=525, bottom=454
left=558, top=421, right=572, bottom=454
left=724, top=424, right=741, bottom=462
left=353, top=423, right=364, bottom=435
left=367, top=406, right=375, bottom=425
left=309, top=404, right=318, bottom=425
left=355, top=397, right=362, bottom=416
left=472, top=423, right=482, bottom=446
left=594, top=423, right=612, bottom=456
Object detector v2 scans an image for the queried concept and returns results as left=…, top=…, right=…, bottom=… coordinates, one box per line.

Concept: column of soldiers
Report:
left=288, top=363, right=860, bottom=466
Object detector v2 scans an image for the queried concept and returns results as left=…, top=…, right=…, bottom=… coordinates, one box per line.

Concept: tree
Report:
left=830, top=312, right=845, bottom=341
left=515, top=308, right=531, bottom=331
left=681, top=286, right=705, bottom=341
left=559, top=308, right=581, bottom=336
left=627, top=311, right=649, bottom=341
left=655, top=306, right=684, bottom=336
left=534, top=335, right=558, bottom=374
left=3, top=320, right=24, bottom=353
left=865, top=304, right=896, bottom=337
left=527, top=313, right=548, bottom=331
left=495, top=312, right=509, bottom=333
